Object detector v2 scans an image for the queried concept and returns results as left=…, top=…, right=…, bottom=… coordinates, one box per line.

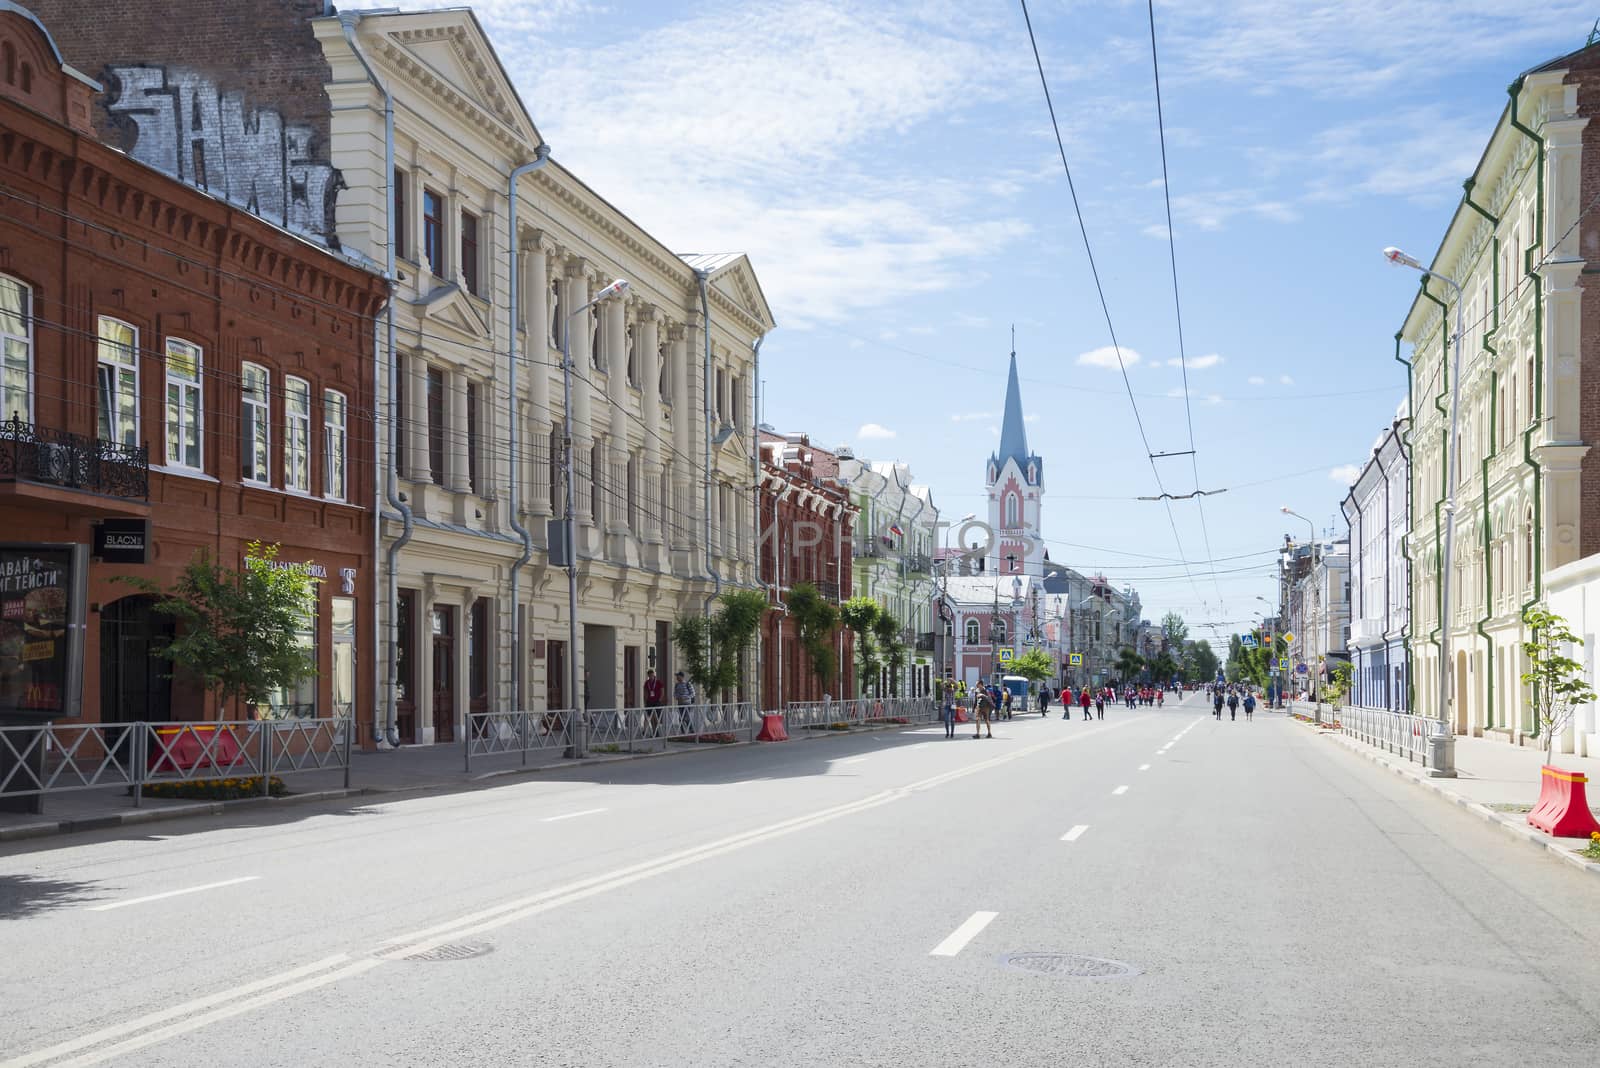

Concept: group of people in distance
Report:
left=937, top=679, right=1183, bottom=740
left=1205, top=682, right=1256, bottom=721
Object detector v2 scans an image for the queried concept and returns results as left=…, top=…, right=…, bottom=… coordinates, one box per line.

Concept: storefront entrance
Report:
left=99, top=595, right=173, bottom=724
left=432, top=605, right=455, bottom=743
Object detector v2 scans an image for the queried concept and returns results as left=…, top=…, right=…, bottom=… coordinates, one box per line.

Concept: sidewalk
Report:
left=1287, top=701, right=1600, bottom=878
left=0, top=717, right=906, bottom=844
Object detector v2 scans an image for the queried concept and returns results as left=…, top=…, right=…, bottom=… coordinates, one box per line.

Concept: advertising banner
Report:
left=0, top=543, right=87, bottom=720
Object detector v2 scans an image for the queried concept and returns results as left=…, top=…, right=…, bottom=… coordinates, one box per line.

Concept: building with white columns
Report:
left=1341, top=414, right=1410, bottom=711
left=1399, top=46, right=1600, bottom=746
left=318, top=10, right=772, bottom=743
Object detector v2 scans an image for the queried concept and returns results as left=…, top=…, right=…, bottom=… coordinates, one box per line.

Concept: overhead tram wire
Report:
left=1017, top=0, right=1209, bottom=614
left=1146, top=0, right=1227, bottom=626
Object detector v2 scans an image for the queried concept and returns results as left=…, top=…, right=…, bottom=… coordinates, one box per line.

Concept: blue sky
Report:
left=426, top=0, right=1598, bottom=639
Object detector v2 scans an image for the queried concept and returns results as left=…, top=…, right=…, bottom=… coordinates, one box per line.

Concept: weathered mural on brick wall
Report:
left=105, top=65, right=340, bottom=245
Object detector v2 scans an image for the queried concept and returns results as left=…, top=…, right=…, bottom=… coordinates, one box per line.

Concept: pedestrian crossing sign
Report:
left=1240, top=634, right=1258, bottom=649
left=1068, top=652, right=1083, bottom=666
left=998, top=647, right=1014, bottom=662
left=1279, top=657, right=1289, bottom=669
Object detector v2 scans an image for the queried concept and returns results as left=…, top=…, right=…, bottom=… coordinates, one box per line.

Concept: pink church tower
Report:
left=986, top=346, right=1044, bottom=576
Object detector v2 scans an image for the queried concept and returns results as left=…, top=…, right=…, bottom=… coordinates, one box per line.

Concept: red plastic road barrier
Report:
left=1527, top=766, right=1600, bottom=838
left=954, top=706, right=969, bottom=723
left=148, top=725, right=246, bottom=774
left=756, top=714, right=789, bottom=742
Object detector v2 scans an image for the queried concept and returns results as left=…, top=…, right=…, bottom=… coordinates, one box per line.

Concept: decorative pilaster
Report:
left=446, top=369, right=470, bottom=493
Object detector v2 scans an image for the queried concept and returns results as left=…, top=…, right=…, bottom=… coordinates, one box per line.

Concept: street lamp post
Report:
left=561, top=277, right=629, bottom=759
left=1383, top=245, right=1460, bottom=777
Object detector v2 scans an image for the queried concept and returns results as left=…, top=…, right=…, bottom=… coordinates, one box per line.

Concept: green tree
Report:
left=872, top=612, right=906, bottom=696
left=672, top=589, right=768, bottom=703
left=1325, top=661, right=1353, bottom=707
left=785, top=582, right=840, bottom=690
left=119, top=541, right=319, bottom=718
left=840, top=596, right=882, bottom=696
left=1010, top=647, right=1054, bottom=683
left=1148, top=651, right=1178, bottom=685
left=1160, top=611, right=1188, bottom=648
left=1113, top=646, right=1144, bottom=683
left=1521, top=604, right=1598, bottom=764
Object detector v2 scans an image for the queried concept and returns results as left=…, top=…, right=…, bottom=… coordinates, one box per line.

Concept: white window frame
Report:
left=323, top=388, right=347, bottom=500
left=0, top=275, right=32, bottom=424
left=241, top=362, right=271, bottom=484
left=285, top=375, right=312, bottom=493
left=97, top=316, right=139, bottom=447
left=164, top=337, right=204, bottom=471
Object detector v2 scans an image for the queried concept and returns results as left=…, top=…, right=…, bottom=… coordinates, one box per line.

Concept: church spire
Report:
left=996, top=334, right=1029, bottom=470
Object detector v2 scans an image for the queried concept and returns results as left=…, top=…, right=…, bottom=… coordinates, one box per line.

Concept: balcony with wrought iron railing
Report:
left=0, top=417, right=150, bottom=505
left=901, top=552, right=932, bottom=575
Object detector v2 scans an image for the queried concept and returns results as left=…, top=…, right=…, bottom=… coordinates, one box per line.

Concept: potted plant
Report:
left=1520, top=604, right=1600, bottom=839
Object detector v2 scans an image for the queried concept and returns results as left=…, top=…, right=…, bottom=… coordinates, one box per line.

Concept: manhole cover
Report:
left=402, top=941, right=493, bottom=962
left=1001, top=953, right=1140, bottom=979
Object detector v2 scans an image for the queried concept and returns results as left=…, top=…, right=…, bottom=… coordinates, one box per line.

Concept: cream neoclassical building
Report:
left=317, top=10, right=770, bottom=744
left=1400, top=51, right=1600, bottom=746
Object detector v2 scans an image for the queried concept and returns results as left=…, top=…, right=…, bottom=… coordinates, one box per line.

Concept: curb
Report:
left=1303, top=721, right=1600, bottom=879
left=0, top=718, right=937, bottom=844
left=0, top=787, right=366, bottom=843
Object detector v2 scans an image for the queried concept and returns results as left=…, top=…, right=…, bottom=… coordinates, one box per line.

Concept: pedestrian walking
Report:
left=673, top=671, right=696, bottom=734
left=1243, top=691, right=1256, bottom=721
left=972, top=685, right=995, bottom=739
left=1061, top=685, right=1073, bottom=719
left=1213, top=689, right=1224, bottom=719
left=1080, top=687, right=1092, bottom=720
left=1227, top=690, right=1239, bottom=721
left=1002, top=688, right=1013, bottom=721
left=941, top=688, right=957, bottom=739
left=1094, top=692, right=1104, bottom=720
left=1038, top=686, right=1051, bottom=717
left=643, top=669, right=665, bottom=736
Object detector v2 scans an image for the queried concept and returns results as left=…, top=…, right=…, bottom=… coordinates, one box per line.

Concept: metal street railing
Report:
left=1338, top=705, right=1433, bottom=768
left=782, top=696, right=938, bottom=732
left=0, top=718, right=352, bottom=809
left=464, top=702, right=761, bottom=771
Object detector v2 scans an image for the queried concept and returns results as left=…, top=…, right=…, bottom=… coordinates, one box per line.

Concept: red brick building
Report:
left=0, top=5, right=386, bottom=734
left=759, top=433, right=855, bottom=707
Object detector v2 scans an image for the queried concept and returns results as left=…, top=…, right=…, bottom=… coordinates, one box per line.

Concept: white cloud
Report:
left=858, top=423, right=897, bottom=440
left=950, top=411, right=995, bottom=423
left=1248, top=375, right=1266, bottom=386
left=1279, top=374, right=1295, bottom=386
left=1307, top=106, right=1488, bottom=205
left=1202, top=393, right=1224, bottom=406
left=1164, top=354, right=1223, bottom=370
left=1168, top=190, right=1300, bottom=232
left=468, top=0, right=1035, bottom=325
left=1077, top=345, right=1141, bottom=369
left=1330, top=463, right=1362, bottom=485
left=1023, top=413, right=1040, bottom=423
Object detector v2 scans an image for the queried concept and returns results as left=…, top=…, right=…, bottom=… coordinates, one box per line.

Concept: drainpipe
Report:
left=341, top=13, right=408, bottom=748
left=1509, top=76, right=1547, bottom=739
left=772, top=477, right=784, bottom=707
left=1468, top=178, right=1502, bottom=731
left=696, top=270, right=721, bottom=616
left=1395, top=333, right=1415, bottom=712
left=1419, top=283, right=1450, bottom=720
left=505, top=144, right=554, bottom=712
left=749, top=334, right=764, bottom=706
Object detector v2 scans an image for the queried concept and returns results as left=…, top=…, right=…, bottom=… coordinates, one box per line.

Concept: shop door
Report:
left=623, top=646, right=639, bottom=709
left=546, top=640, right=566, bottom=711
left=468, top=598, right=490, bottom=718
left=396, top=590, right=416, bottom=744
left=432, top=605, right=455, bottom=743
left=99, top=595, right=173, bottom=724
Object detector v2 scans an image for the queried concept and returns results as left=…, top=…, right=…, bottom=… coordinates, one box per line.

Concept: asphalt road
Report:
left=4, top=691, right=1600, bottom=1067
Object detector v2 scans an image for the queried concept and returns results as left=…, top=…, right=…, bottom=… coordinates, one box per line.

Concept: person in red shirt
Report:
left=1080, top=687, right=1092, bottom=720
left=643, top=669, right=666, bottom=735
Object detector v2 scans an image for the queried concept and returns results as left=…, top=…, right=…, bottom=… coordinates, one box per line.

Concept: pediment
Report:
left=418, top=283, right=491, bottom=340
left=680, top=253, right=776, bottom=333
left=378, top=14, right=542, bottom=148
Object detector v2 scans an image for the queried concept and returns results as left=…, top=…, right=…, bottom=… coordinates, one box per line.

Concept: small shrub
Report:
left=140, top=776, right=286, bottom=800
left=827, top=722, right=850, bottom=731
left=1583, top=831, right=1600, bottom=862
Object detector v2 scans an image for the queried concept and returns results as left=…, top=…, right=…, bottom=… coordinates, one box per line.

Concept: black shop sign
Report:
left=93, top=519, right=151, bottom=564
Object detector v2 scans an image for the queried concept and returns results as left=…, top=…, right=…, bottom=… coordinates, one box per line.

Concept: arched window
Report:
left=0, top=274, right=33, bottom=422
left=1005, top=494, right=1019, bottom=528
left=992, top=618, right=1007, bottom=643
left=1525, top=508, right=1535, bottom=586
left=965, top=619, right=979, bottom=644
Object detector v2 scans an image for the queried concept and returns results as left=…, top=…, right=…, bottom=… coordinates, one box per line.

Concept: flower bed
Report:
left=140, top=776, right=286, bottom=801
left=682, top=732, right=738, bottom=744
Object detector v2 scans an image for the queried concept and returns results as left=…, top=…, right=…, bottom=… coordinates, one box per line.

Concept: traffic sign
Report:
left=1282, top=631, right=1296, bottom=645
left=1240, top=634, right=1258, bottom=649
left=1279, top=657, right=1289, bottom=670
left=1068, top=652, right=1083, bottom=666
left=1295, top=663, right=1308, bottom=675
left=997, top=647, right=1014, bottom=662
